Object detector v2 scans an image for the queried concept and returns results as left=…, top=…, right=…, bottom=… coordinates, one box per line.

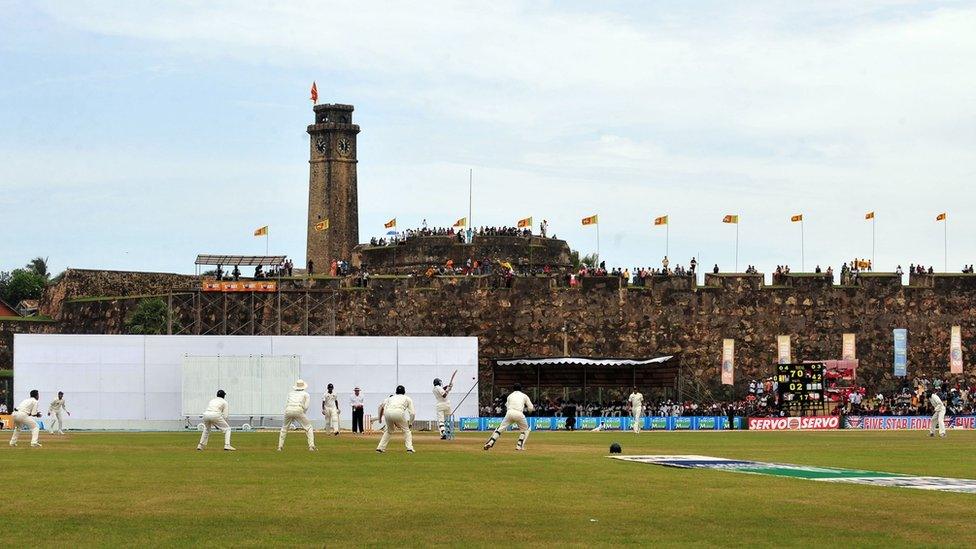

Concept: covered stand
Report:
left=491, top=355, right=681, bottom=404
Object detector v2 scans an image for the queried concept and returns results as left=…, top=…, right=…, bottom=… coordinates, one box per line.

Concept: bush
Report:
left=0, top=269, right=46, bottom=305
left=125, top=298, right=170, bottom=335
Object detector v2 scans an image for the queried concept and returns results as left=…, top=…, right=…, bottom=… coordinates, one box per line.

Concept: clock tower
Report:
left=306, top=103, right=360, bottom=271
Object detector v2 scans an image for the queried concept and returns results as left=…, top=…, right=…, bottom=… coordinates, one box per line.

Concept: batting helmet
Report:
left=609, top=442, right=622, bottom=454
left=433, top=378, right=442, bottom=386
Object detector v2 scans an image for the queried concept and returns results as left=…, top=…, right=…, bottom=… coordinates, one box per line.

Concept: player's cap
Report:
left=293, top=379, right=308, bottom=390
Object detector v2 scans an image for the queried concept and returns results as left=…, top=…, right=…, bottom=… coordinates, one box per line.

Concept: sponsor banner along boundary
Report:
left=844, top=415, right=976, bottom=430
left=747, top=416, right=839, bottom=431
left=611, top=455, right=976, bottom=494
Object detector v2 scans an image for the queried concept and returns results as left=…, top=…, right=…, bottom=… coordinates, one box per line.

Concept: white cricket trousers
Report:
left=930, top=408, right=946, bottom=436
left=49, top=411, right=66, bottom=434
left=324, top=408, right=340, bottom=434
left=10, top=412, right=39, bottom=445
left=279, top=412, right=315, bottom=449
left=435, top=402, right=451, bottom=435
left=632, top=407, right=642, bottom=433
left=199, top=412, right=232, bottom=448
left=485, top=410, right=529, bottom=449
left=377, top=410, right=413, bottom=451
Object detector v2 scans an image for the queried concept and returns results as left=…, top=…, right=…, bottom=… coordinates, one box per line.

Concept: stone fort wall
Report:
left=8, top=268, right=974, bottom=403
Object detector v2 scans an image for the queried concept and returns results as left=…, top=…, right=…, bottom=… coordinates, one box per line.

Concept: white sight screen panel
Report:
left=13, top=334, right=478, bottom=424
left=180, top=355, right=301, bottom=417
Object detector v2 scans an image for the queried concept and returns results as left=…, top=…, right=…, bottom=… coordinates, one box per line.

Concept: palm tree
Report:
left=26, top=257, right=49, bottom=280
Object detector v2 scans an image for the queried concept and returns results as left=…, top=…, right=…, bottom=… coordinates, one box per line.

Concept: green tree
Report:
left=579, top=253, right=599, bottom=268
left=1, top=269, right=46, bottom=305
left=125, top=298, right=170, bottom=335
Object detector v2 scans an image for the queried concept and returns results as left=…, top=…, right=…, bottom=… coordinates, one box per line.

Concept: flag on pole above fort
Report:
left=581, top=214, right=598, bottom=226
left=310, top=81, right=318, bottom=104
left=517, top=216, right=532, bottom=228
left=384, top=218, right=397, bottom=228
left=722, top=214, right=738, bottom=224
left=314, top=219, right=329, bottom=232
left=453, top=217, right=467, bottom=228
left=865, top=211, right=875, bottom=220
left=654, top=215, right=668, bottom=226
left=791, top=214, right=803, bottom=222
left=253, top=226, right=268, bottom=236
left=936, top=212, right=947, bottom=221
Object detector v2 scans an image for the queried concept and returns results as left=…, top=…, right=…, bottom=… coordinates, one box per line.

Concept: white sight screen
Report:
left=13, top=335, right=478, bottom=426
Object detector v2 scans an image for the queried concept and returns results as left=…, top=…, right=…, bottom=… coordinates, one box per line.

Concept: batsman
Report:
left=433, top=371, right=456, bottom=439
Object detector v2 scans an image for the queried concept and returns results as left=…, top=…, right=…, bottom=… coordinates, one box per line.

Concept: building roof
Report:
left=495, top=356, right=674, bottom=367
left=0, top=298, right=21, bottom=317
left=195, top=255, right=287, bottom=267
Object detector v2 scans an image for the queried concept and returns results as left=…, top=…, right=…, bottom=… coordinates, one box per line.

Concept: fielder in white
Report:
left=628, top=388, right=644, bottom=433
left=197, top=389, right=235, bottom=451
left=47, top=391, right=71, bottom=435
left=9, top=389, right=42, bottom=447
left=278, top=379, right=316, bottom=451
left=484, top=383, right=534, bottom=451
left=929, top=390, right=947, bottom=438
left=432, top=376, right=453, bottom=439
left=322, top=383, right=340, bottom=436
left=376, top=385, right=416, bottom=453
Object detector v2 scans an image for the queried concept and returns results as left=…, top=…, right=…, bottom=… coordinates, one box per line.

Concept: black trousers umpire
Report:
left=352, top=407, right=364, bottom=433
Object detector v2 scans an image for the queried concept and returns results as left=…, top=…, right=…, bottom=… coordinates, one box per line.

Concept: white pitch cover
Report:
left=13, top=334, right=478, bottom=429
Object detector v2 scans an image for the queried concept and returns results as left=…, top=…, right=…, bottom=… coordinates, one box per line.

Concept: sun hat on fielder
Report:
left=293, top=379, right=308, bottom=390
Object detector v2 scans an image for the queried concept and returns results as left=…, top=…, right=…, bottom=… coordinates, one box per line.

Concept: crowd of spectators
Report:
left=477, top=376, right=976, bottom=419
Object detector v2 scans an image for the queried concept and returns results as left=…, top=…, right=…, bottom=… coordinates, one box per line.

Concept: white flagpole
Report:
left=468, top=169, right=473, bottom=243
left=945, top=215, right=948, bottom=272
left=800, top=219, right=805, bottom=272
left=735, top=220, right=739, bottom=273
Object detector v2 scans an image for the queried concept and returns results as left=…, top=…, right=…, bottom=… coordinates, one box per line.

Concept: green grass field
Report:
left=3, top=430, right=975, bottom=547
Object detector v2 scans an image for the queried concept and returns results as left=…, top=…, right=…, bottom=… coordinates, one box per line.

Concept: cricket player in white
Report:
left=484, top=383, right=534, bottom=451
left=433, top=377, right=453, bottom=439
left=321, top=383, right=340, bottom=435
left=278, top=379, right=316, bottom=451
left=929, top=390, right=947, bottom=437
left=628, top=388, right=644, bottom=433
left=197, top=389, right=235, bottom=451
left=376, top=385, right=415, bottom=453
left=48, top=391, right=70, bottom=435
left=9, top=389, right=42, bottom=447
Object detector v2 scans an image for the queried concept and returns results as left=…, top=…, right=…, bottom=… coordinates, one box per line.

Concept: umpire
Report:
left=350, top=386, right=365, bottom=433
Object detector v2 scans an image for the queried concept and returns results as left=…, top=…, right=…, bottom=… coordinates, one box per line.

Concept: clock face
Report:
left=315, top=138, right=327, bottom=154
left=337, top=137, right=351, bottom=157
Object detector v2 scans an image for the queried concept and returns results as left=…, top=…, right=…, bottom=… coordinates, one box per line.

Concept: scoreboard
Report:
left=775, top=362, right=825, bottom=410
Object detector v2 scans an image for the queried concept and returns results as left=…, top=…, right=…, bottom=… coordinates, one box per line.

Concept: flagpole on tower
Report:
left=800, top=219, right=805, bottom=272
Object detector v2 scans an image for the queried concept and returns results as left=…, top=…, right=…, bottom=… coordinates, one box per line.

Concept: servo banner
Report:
left=612, top=455, right=976, bottom=494
left=747, top=416, right=839, bottom=430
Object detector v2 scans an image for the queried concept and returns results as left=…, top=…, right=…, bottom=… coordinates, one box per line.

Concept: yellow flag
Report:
left=453, top=217, right=467, bottom=228
left=936, top=212, right=947, bottom=221
left=314, top=219, right=329, bottom=232
left=253, top=226, right=268, bottom=236
left=722, top=215, right=738, bottom=224
left=581, top=214, right=598, bottom=226
left=384, top=218, right=397, bottom=228
left=865, top=211, right=875, bottom=220
left=654, top=215, right=668, bottom=226
left=791, top=214, right=803, bottom=222
left=517, top=216, right=533, bottom=228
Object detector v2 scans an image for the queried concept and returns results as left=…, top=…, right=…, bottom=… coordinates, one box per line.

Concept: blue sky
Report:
left=3, top=1, right=974, bottom=277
